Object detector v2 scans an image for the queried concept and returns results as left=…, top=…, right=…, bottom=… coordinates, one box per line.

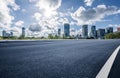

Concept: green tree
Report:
left=0, top=36, right=3, bottom=40
left=115, top=32, right=120, bottom=39
left=105, top=33, right=116, bottom=39
left=48, top=34, right=54, bottom=39
left=105, top=32, right=120, bottom=39
left=54, top=35, right=59, bottom=39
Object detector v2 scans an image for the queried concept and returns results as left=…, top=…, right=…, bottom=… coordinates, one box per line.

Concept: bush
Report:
left=105, top=32, right=120, bottom=39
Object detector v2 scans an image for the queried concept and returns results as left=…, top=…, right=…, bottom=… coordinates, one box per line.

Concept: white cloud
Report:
left=35, top=0, right=62, bottom=18
left=29, top=0, right=37, bottom=2
left=33, top=12, right=42, bottom=20
left=108, top=24, right=120, bottom=27
left=0, top=0, right=20, bottom=28
left=36, top=0, right=62, bottom=11
left=58, top=18, right=69, bottom=24
left=72, top=5, right=120, bottom=25
left=28, top=23, right=53, bottom=37
left=10, top=26, right=21, bottom=37
left=29, top=24, right=42, bottom=32
left=7, top=0, right=20, bottom=11
left=15, top=20, right=24, bottom=26
left=29, top=0, right=63, bottom=37
left=21, top=9, right=26, bottom=12
left=84, top=0, right=94, bottom=6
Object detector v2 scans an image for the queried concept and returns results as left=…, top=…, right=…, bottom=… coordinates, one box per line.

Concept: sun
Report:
left=43, top=7, right=57, bottom=18
left=44, top=9, right=53, bottom=17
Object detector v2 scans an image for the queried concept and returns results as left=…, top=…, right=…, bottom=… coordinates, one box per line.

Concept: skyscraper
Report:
left=90, top=25, right=96, bottom=38
left=10, top=32, right=13, bottom=37
left=58, top=28, right=61, bottom=36
left=97, top=29, right=105, bottom=39
left=22, top=27, right=25, bottom=37
left=2, top=30, right=6, bottom=37
left=64, top=23, right=70, bottom=37
left=2, top=30, right=13, bottom=38
left=117, top=27, right=120, bottom=32
left=106, top=27, right=113, bottom=34
left=82, top=25, right=88, bottom=38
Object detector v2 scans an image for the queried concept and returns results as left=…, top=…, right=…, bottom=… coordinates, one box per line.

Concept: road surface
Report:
left=0, top=40, right=120, bottom=78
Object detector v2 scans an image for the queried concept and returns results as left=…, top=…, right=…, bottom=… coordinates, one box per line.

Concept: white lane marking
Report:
left=96, top=45, right=120, bottom=78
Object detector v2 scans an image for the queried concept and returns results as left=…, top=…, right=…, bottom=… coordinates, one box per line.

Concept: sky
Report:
left=0, top=0, right=120, bottom=37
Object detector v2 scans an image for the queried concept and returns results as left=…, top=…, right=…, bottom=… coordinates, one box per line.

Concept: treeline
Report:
left=48, top=34, right=75, bottom=39
left=105, top=32, right=120, bottom=39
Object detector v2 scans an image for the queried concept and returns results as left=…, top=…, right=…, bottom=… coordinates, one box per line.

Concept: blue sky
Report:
left=0, top=0, right=120, bottom=37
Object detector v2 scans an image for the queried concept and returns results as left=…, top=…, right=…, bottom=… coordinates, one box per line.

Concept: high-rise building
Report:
left=117, top=27, right=120, bottom=32
left=90, top=25, right=96, bottom=38
left=58, top=28, right=61, bottom=36
left=106, top=27, right=113, bottom=34
left=22, top=27, right=25, bottom=37
left=2, top=30, right=13, bottom=38
left=97, top=29, right=105, bottom=39
left=2, top=30, right=6, bottom=37
left=82, top=25, right=88, bottom=38
left=10, top=32, right=13, bottom=37
left=64, top=23, right=70, bottom=37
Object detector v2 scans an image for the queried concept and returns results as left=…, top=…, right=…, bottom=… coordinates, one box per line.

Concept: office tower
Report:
left=2, top=30, right=6, bottom=37
left=58, top=28, right=61, bottom=36
left=64, top=23, right=70, bottom=37
left=106, top=27, right=113, bottom=34
left=117, top=27, right=120, bottom=32
left=90, top=25, right=96, bottom=38
left=97, top=29, right=105, bottom=39
left=2, top=30, right=13, bottom=38
left=22, top=27, right=25, bottom=37
left=82, top=25, right=88, bottom=38
left=10, top=32, right=13, bottom=37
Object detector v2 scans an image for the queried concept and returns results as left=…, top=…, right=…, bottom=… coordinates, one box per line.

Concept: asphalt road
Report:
left=0, top=40, right=120, bottom=78
left=108, top=50, right=120, bottom=78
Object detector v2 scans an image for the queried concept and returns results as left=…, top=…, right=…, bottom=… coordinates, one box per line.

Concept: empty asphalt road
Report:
left=0, top=40, right=120, bottom=78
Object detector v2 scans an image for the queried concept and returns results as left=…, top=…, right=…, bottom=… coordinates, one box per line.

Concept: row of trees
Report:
left=105, top=32, right=120, bottom=39
left=1, top=32, right=120, bottom=40
left=48, top=34, right=75, bottom=39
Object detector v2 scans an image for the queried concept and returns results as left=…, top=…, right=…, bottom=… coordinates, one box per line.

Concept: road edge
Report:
left=96, top=45, right=120, bottom=78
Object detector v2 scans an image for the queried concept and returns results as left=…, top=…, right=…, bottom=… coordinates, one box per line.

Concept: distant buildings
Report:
left=1, top=23, right=119, bottom=39
left=64, top=23, right=70, bottom=37
left=82, top=25, right=88, bottom=38
left=2, top=30, right=6, bottom=37
left=117, top=27, right=120, bottom=32
left=10, top=32, right=13, bottom=37
left=2, top=30, right=13, bottom=38
left=90, top=25, right=97, bottom=38
left=58, top=28, right=61, bottom=36
left=97, top=29, right=105, bottom=39
left=106, top=27, right=113, bottom=34
left=22, top=27, right=25, bottom=37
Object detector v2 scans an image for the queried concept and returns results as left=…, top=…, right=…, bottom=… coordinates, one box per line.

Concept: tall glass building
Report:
left=82, top=25, right=88, bottom=38
left=90, top=25, right=96, bottom=38
left=58, top=28, right=61, bottom=36
left=22, top=27, right=25, bottom=37
left=106, top=27, right=113, bottom=34
left=64, top=23, right=70, bottom=37
left=97, top=29, right=105, bottom=39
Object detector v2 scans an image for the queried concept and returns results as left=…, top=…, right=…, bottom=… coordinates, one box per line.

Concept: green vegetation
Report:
left=2, top=36, right=18, bottom=40
left=0, top=36, right=3, bottom=40
left=105, top=32, right=120, bottom=39
left=1, top=32, right=120, bottom=40
left=48, top=34, right=63, bottom=39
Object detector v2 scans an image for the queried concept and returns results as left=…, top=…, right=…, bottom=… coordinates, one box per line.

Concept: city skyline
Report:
left=1, top=21, right=120, bottom=38
left=0, top=0, right=120, bottom=37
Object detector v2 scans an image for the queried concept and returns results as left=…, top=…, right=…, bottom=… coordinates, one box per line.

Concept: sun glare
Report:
left=44, top=9, right=53, bottom=17
left=43, top=7, right=57, bottom=18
